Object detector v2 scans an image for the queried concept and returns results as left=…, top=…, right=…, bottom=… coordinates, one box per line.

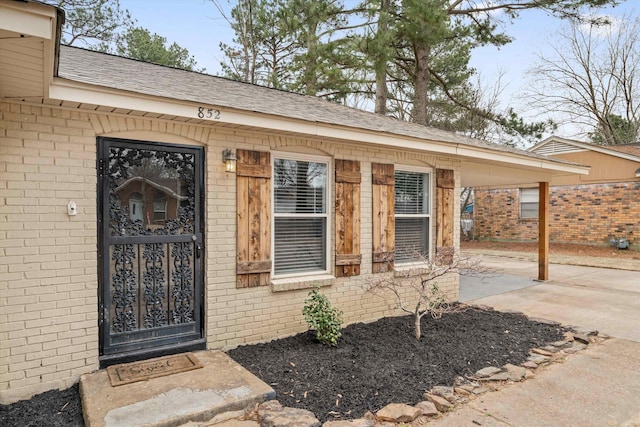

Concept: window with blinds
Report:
left=520, top=188, right=539, bottom=218
left=395, top=170, right=430, bottom=263
left=273, top=156, right=329, bottom=276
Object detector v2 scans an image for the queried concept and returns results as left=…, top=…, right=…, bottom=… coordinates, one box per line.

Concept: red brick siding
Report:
left=474, top=182, right=639, bottom=246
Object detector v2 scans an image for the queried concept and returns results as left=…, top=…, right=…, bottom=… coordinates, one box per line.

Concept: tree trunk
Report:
left=412, top=43, right=430, bottom=126
left=305, top=21, right=319, bottom=96
left=414, top=313, right=421, bottom=340
left=374, top=0, right=390, bottom=115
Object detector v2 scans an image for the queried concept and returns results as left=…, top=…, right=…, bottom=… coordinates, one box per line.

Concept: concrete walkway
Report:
left=429, top=338, right=640, bottom=427
left=446, top=254, right=640, bottom=426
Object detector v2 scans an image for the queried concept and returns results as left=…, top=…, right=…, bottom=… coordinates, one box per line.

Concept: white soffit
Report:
left=460, top=160, right=584, bottom=187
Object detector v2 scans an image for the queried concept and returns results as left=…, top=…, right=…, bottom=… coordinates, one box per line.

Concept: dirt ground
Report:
left=462, top=240, right=640, bottom=260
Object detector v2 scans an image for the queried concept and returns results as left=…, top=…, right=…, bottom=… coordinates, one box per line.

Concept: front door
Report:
left=98, top=137, right=205, bottom=365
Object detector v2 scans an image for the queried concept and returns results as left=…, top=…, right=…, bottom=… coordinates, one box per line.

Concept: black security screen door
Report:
left=98, top=137, right=205, bottom=365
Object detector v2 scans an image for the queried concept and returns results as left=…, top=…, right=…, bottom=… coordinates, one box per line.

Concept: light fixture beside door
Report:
left=222, top=148, right=237, bottom=173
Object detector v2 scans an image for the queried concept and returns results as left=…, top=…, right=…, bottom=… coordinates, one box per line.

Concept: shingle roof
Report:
left=56, top=45, right=567, bottom=164
left=606, top=144, right=640, bottom=158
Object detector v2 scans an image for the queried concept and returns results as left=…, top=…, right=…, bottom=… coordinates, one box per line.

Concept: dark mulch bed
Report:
left=0, top=383, right=83, bottom=427
left=0, top=306, right=565, bottom=426
left=229, top=306, right=566, bottom=422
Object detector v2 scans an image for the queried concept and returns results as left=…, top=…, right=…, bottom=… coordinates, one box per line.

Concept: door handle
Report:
left=196, top=243, right=201, bottom=259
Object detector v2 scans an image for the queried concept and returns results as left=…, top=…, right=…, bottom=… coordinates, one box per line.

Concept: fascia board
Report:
left=0, top=1, right=56, bottom=39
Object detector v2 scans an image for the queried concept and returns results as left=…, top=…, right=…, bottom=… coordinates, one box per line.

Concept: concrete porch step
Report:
left=80, top=350, right=275, bottom=427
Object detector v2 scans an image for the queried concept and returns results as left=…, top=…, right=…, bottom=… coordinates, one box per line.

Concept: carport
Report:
left=459, top=154, right=589, bottom=280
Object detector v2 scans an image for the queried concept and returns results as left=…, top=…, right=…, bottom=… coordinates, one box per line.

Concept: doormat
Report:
left=107, top=353, right=202, bottom=387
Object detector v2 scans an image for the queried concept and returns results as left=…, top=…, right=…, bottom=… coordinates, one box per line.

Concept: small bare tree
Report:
left=365, top=253, right=490, bottom=340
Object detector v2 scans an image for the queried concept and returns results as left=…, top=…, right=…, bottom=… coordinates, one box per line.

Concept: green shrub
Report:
left=302, top=289, right=343, bottom=346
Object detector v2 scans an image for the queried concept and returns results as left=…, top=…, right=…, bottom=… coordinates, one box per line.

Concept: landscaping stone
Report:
left=503, top=364, right=527, bottom=382
left=573, top=333, right=590, bottom=345
left=375, top=403, right=421, bottom=423
left=542, top=345, right=559, bottom=353
left=531, top=348, right=555, bottom=357
left=472, top=386, right=489, bottom=395
left=475, top=366, right=502, bottom=378
left=414, top=401, right=439, bottom=417
left=258, top=400, right=321, bottom=427
left=564, top=331, right=575, bottom=342
left=480, top=372, right=510, bottom=382
left=423, top=393, right=454, bottom=412
left=429, top=386, right=455, bottom=402
left=453, top=387, right=471, bottom=397
left=551, top=340, right=568, bottom=348
left=457, top=384, right=477, bottom=393
left=527, top=354, right=551, bottom=364
left=522, top=361, right=539, bottom=369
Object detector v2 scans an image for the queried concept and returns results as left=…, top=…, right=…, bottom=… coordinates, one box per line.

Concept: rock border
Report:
left=186, top=326, right=606, bottom=427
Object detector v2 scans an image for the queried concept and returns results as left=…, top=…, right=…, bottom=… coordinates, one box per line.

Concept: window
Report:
left=395, top=169, right=431, bottom=263
left=153, top=193, right=167, bottom=222
left=273, top=155, right=329, bottom=277
left=520, top=188, right=539, bottom=218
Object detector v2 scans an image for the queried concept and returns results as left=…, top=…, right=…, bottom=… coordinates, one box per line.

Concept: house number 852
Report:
left=198, top=107, right=221, bottom=119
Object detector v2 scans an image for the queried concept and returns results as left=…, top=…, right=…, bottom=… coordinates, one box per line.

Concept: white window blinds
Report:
left=395, top=170, right=430, bottom=263
left=520, top=188, right=539, bottom=218
left=273, top=158, right=328, bottom=276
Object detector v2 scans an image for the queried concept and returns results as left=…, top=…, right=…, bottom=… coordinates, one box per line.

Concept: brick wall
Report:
left=0, top=103, right=98, bottom=403
left=1, top=100, right=461, bottom=403
left=474, top=183, right=640, bottom=247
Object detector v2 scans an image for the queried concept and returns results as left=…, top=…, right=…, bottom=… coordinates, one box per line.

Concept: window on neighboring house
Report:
left=153, top=193, right=167, bottom=222
left=395, top=169, right=431, bottom=263
left=273, top=155, right=329, bottom=277
left=520, top=188, right=539, bottom=218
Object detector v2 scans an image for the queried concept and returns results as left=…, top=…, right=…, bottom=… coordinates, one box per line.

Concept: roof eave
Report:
left=48, top=77, right=589, bottom=180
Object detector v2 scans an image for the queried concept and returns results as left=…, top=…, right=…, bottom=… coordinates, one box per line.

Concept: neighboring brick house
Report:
left=474, top=136, right=640, bottom=248
left=0, top=1, right=588, bottom=404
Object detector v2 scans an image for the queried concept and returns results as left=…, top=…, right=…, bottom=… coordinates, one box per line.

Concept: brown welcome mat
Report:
left=107, top=353, right=202, bottom=386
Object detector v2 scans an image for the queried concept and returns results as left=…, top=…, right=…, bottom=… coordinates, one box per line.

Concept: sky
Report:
left=118, top=0, right=636, bottom=142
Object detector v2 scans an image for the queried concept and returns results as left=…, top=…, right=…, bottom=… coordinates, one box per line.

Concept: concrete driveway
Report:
left=461, top=255, right=640, bottom=341
left=437, top=255, right=640, bottom=427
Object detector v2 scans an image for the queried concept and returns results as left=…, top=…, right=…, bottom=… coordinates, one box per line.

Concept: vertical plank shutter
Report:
left=236, top=149, right=271, bottom=288
left=436, top=169, right=454, bottom=265
left=372, top=163, right=395, bottom=273
left=335, top=160, right=361, bottom=277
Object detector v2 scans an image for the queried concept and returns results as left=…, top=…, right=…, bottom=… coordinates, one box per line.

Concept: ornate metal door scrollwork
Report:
left=98, top=138, right=204, bottom=361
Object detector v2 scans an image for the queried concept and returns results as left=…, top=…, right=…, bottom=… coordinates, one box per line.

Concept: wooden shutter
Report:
left=236, top=149, right=271, bottom=288
left=372, top=163, right=395, bottom=273
left=436, top=169, right=454, bottom=265
left=335, top=159, right=361, bottom=277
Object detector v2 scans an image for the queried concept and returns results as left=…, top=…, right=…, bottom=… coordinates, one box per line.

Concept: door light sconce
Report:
left=222, top=148, right=237, bottom=173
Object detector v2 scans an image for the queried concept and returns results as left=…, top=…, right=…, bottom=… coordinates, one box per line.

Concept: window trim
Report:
left=394, top=165, right=433, bottom=264
left=520, top=187, right=539, bottom=219
left=271, top=151, right=332, bottom=279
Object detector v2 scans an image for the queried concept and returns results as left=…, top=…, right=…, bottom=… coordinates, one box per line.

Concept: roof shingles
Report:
left=57, top=45, right=568, bottom=164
